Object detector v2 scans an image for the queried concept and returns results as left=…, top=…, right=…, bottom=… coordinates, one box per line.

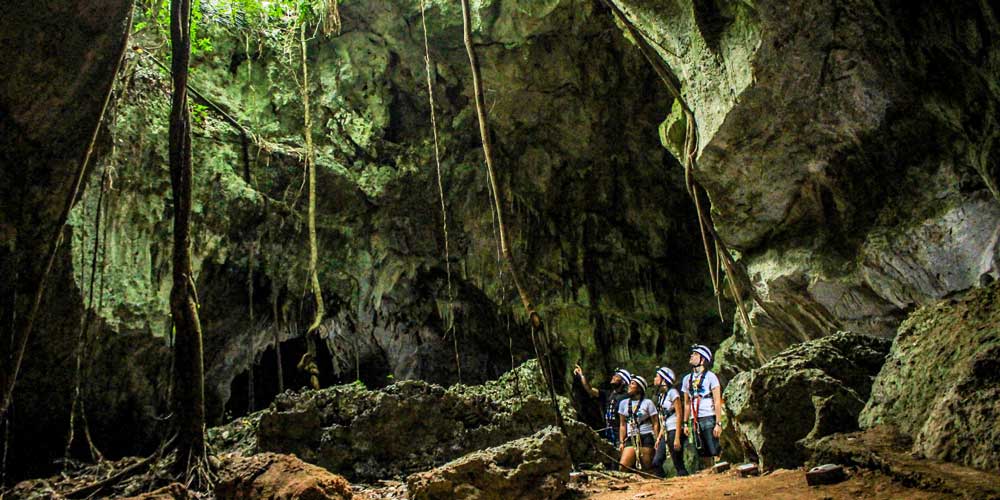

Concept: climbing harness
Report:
left=687, top=369, right=706, bottom=450
left=627, top=399, right=644, bottom=470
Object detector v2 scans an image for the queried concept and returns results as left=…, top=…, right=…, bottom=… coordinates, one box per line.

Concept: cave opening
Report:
left=223, top=335, right=338, bottom=419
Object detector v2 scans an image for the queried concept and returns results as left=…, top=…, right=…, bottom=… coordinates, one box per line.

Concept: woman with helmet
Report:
left=618, top=375, right=659, bottom=472
left=651, top=366, right=688, bottom=477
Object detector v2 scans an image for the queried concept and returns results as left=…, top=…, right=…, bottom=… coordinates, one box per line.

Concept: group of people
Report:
left=574, top=344, right=722, bottom=477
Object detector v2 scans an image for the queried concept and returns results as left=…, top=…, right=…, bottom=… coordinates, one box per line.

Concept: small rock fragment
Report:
left=805, top=464, right=846, bottom=486
left=736, top=463, right=759, bottom=477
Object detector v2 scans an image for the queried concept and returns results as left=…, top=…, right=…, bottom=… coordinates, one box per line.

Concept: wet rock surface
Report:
left=725, top=331, right=890, bottom=470
left=860, top=281, right=1000, bottom=472
left=406, top=426, right=571, bottom=500
left=213, top=360, right=611, bottom=481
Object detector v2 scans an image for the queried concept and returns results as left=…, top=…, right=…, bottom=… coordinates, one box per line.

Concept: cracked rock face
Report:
left=611, top=0, right=1000, bottom=365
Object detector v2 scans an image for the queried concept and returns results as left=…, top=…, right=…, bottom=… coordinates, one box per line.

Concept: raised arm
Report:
left=574, top=364, right=599, bottom=398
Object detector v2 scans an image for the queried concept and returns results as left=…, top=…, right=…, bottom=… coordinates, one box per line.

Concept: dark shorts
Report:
left=625, top=432, right=656, bottom=448
left=694, top=416, right=722, bottom=457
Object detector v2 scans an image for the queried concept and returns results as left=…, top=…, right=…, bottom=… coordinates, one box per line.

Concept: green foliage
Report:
left=133, top=0, right=329, bottom=57
left=190, top=102, right=210, bottom=125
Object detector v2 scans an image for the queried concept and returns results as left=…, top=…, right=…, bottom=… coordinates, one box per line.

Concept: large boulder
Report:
left=860, top=281, right=1000, bottom=472
left=216, top=360, right=610, bottom=481
left=725, top=331, right=890, bottom=470
left=215, top=453, right=353, bottom=500
left=406, top=426, right=571, bottom=500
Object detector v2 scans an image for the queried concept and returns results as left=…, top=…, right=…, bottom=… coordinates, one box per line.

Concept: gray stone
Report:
left=406, top=426, right=571, bottom=500
left=724, top=331, right=890, bottom=470
left=611, top=0, right=1000, bottom=362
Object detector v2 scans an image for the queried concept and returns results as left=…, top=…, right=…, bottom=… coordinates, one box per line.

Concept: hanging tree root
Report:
left=300, top=19, right=326, bottom=372
left=168, top=0, right=213, bottom=488
left=459, top=0, right=570, bottom=449
left=65, top=164, right=111, bottom=466
left=419, top=0, right=461, bottom=383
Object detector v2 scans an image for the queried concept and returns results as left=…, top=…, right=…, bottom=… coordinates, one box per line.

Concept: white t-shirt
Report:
left=618, top=398, right=658, bottom=437
left=657, top=388, right=681, bottom=431
left=681, top=371, right=720, bottom=418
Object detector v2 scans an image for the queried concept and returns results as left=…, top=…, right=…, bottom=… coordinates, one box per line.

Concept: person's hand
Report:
left=619, top=442, right=626, bottom=451
left=573, top=364, right=583, bottom=377
left=673, top=439, right=681, bottom=451
left=713, top=422, right=722, bottom=438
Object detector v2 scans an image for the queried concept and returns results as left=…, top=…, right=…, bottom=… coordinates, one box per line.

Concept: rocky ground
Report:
left=5, top=284, right=998, bottom=499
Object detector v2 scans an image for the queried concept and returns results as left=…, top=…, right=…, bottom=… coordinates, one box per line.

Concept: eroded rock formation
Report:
left=213, top=360, right=611, bottom=481
left=725, top=331, right=890, bottom=470
left=860, top=280, right=1000, bottom=472
left=406, top=426, right=571, bottom=500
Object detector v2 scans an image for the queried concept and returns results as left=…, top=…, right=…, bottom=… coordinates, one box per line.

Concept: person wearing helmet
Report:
left=574, top=365, right=632, bottom=447
left=618, top=375, right=659, bottom=472
left=682, top=344, right=723, bottom=469
left=651, top=366, right=688, bottom=477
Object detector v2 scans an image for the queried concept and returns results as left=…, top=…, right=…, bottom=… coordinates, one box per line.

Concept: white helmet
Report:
left=656, top=366, right=675, bottom=386
left=691, top=344, right=713, bottom=365
left=632, top=375, right=648, bottom=393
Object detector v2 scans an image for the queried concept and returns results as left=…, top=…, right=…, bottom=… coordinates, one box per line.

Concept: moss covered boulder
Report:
left=406, top=426, right=571, bottom=500
left=724, top=331, right=890, bottom=470
left=214, top=360, right=609, bottom=481
left=860, top=281, right=1000, bottom=472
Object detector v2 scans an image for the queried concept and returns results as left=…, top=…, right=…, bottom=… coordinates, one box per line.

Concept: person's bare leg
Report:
left=619, top=447, right=637, bottom=471
left=639, top=446, right=655, bottom=471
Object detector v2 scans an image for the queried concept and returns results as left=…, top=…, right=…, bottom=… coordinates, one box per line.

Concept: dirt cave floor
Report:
left=575, top=468, right=946, bottom=500
left=352, top=467, right=956, bottom=500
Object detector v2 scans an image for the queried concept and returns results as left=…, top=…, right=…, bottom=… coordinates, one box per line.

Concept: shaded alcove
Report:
left=223, top=333, right=395, bottom=420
